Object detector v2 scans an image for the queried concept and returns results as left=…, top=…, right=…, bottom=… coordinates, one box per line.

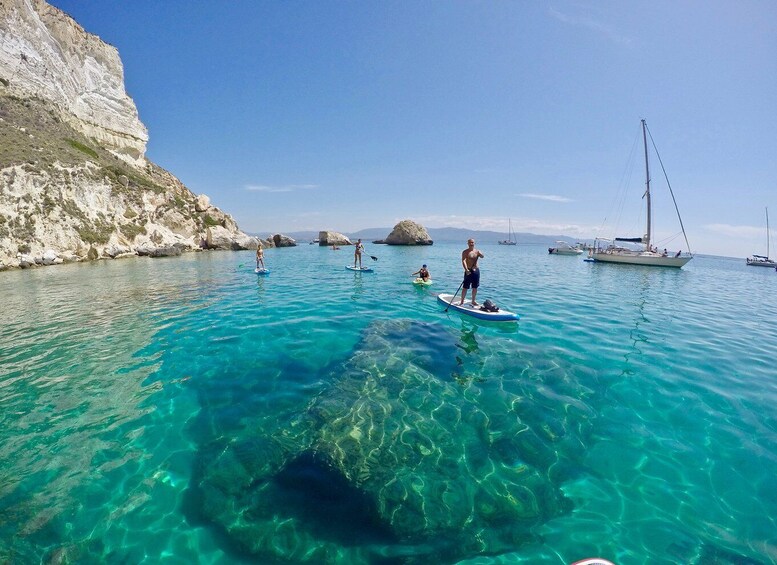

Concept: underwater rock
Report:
left=306, top=319, right=573, bottom=552
left=186, top=318, right=595, bottom=563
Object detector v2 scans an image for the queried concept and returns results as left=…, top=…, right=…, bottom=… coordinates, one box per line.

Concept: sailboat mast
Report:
left=767, top=207, right=770, bottom=259
left=642, top=119, right=652, bottom=250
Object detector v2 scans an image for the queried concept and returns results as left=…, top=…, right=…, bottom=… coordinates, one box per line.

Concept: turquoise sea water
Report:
left=1, top=242, right=776, bottom=564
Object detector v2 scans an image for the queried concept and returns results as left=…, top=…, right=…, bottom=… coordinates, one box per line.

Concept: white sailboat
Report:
left=498, top=219, right=517, bottom=245
left=591, top=119, right=693, bottom=268
left=746, top=208, right=776, bottom=267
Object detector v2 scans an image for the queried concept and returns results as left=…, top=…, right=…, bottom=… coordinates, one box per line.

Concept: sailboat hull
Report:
left=592, top=251, right=692, bottom=268
left=746, top=258, right=777, bottom=267
left=747, top=208, right=773, bottom=267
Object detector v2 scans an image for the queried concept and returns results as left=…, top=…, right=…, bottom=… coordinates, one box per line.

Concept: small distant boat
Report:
left=548, top=241, right=583, bottom=255
left=591, top=119, right=693, bottom=268
left=309, top=238, right=320, bottom=245
left=746, top=207, right=776, bottom=267
left=498, top=219, right=517, bottom=245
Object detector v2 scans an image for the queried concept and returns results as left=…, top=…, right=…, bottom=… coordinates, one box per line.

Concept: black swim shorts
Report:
left=463, top=268, right=480, bottom=289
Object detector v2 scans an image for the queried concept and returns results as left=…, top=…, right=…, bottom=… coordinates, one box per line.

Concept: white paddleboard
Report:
left=437, top=293, right=519, bottom=321
left=346, top=265, right=374, bottom=272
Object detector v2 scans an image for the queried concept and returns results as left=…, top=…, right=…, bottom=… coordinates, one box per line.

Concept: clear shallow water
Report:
left=1, top=243, right=776, bottom=564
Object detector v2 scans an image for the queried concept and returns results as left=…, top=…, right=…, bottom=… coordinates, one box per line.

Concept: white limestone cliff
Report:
left=0, top=0, right=147, bottom=165
left=0, top=0, right=258, bottom=269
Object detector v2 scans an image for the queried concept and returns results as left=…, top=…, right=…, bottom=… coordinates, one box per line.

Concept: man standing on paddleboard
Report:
left=460, top=238, right=483, bottom=306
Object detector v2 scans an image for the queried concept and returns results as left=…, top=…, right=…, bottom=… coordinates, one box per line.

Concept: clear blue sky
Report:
left=49, top=1, right=776, bottom=257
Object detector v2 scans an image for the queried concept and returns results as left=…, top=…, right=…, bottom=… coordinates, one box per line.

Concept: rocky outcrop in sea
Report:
left=271, top=233, right=297, bottom=248
left=383, top=219, right=433, bottom=245
left=318, top=230, right=352, bottom=246
left=0, top=0, right=256, bottom=269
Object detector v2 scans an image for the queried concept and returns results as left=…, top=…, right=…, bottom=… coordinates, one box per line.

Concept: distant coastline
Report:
left=251, top=227, right=589, bottom=247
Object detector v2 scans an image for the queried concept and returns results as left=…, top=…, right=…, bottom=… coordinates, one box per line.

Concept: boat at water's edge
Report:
left=746, top=207, right=776, bottom=267
left=591, top=119, right=693, bottom=269
left=590, top=245, right=690, bottom=267
left=549, top=241, right=583, bottom=255
left=498, top=218, right=517, bottom=245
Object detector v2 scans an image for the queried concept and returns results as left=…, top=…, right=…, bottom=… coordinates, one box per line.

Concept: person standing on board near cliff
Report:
left=256, top=245, right=265, bottom=270
left=460, top=238, right=484, bottom=306
left=354, top=239, right=364, bottom=268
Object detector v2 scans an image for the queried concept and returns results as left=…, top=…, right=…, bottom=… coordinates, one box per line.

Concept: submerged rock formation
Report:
left=384, top=219, right=433, bottom=245
left=185, top=319, right=594, bottom=563
left=0, top=0, right=256, bottom=269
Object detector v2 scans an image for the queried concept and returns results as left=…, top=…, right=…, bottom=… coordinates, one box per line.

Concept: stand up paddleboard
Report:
left=255, top=268, right=270, bottom=275
left=437, top=293, right=519, bottom=321
left=412, top=278, right=433, bottom=286
left=346, top=265, right=374, bottom=273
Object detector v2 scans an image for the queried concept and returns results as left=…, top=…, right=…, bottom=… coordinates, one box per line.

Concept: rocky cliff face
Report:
left=0, top=0, right=256, bottom=269
left=1, top=0, right=148, bottom=165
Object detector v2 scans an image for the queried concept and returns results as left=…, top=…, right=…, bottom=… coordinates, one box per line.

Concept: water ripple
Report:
left=1, top=248, right=776, bottom=563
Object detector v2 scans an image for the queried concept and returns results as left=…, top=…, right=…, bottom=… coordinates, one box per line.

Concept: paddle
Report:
left=444, top=278, right=466, bottom=312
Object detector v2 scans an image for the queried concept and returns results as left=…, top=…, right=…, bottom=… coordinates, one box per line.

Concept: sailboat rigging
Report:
left=746, top=207, right=776, bottom=267
left=591, top=119, right=693, bottom=268
left=498, top=219, right=517, bottom=245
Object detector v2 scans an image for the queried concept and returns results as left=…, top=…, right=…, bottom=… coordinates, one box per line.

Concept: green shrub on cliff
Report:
left=66, top=139, right=98, bottom=159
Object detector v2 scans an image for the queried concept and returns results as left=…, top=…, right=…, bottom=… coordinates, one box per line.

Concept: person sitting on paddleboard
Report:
left=460, top=238, right=483, bottom=306
left=412, top=264, right=431, bottom=281
left=354, top=239, right=364, bottom=268
left=256, top=245, right=265, bottom=270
